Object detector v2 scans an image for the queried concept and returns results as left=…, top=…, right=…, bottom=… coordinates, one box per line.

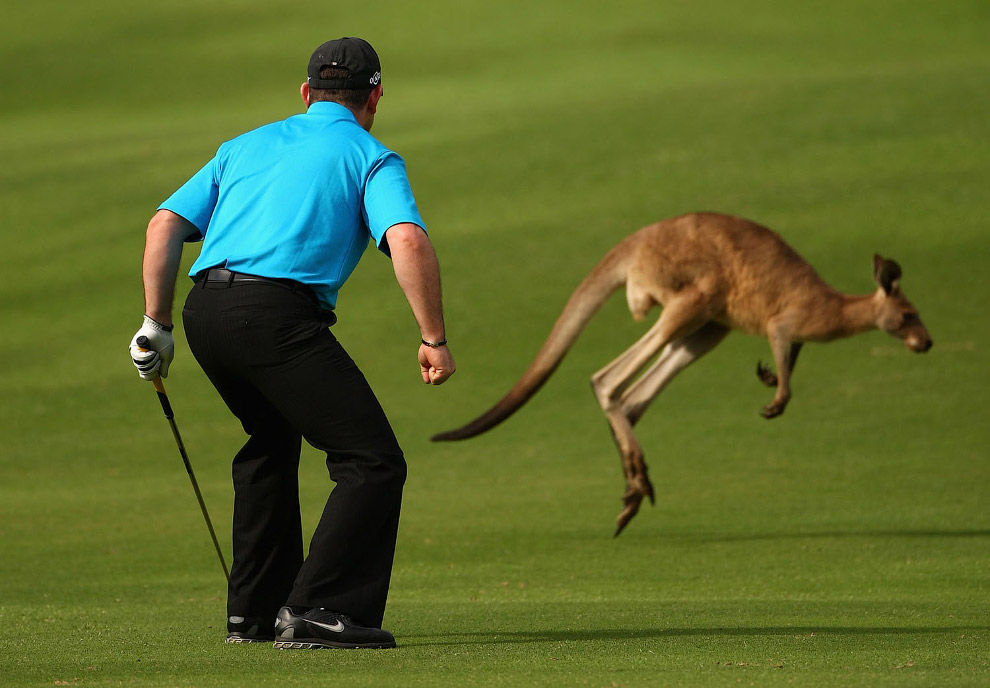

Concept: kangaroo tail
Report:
left=431, top=244, right=631, bottom=441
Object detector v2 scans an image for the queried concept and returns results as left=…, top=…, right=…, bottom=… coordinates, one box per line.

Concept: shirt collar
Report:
left=305, top=101, right=358, bottom=121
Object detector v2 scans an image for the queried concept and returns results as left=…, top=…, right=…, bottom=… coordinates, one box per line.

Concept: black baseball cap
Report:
left=307, top=38, right=382, bottom=90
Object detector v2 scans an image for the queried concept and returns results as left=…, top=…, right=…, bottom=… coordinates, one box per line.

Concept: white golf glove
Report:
left=129, top=315, right=175, bottom=380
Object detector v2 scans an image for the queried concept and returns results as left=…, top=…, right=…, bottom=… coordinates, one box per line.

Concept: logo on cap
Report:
left=370, top=71, right=381, bottom=86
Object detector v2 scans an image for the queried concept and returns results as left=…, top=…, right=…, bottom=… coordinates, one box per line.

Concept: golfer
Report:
left=129, top=37, right=454, bottom=649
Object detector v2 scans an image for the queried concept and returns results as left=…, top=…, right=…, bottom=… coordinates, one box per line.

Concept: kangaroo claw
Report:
left=614, top=479, right=654, bottom=536
left=614, top=502, right=639, bottom=537
left=761, top=402, right=784, bottom=419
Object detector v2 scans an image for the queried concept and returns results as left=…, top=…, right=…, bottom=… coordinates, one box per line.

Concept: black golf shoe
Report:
left=225, top=615, right=275, bottom=643
left=273, top=606, right=396, bottom=649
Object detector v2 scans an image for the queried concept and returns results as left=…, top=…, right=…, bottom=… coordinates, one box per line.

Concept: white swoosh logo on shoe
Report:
left=308, top=619, right=345, bottom=633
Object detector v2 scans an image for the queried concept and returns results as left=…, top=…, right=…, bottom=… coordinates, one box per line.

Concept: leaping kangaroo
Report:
left=432, top=212, right=933, bottom=535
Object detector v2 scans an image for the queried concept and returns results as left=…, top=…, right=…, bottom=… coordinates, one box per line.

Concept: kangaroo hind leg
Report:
left=590, top=291, right=719, bottom=535
left=604, top=322, right=729, bottom=535
left=624, top=322, right=730, bottom=426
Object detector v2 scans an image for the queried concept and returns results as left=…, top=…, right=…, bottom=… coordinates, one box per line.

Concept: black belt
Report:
left=196, top=268, right=336, bottom=325
left=199, top=267, right=297, bottom=288
left=198, top=268, right=321, bottom=305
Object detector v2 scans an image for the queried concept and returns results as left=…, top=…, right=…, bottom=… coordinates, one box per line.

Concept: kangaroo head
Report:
left=872, top=255, right=932, bottom=353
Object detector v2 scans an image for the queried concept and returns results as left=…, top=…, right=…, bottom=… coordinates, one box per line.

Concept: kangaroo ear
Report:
left=873, top=254, right=902, bottom=295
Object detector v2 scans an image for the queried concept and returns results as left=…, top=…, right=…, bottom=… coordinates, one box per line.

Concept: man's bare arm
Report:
left=386, top=223, right=455, bottom=385
left=143, top=209, right=198, bottom=327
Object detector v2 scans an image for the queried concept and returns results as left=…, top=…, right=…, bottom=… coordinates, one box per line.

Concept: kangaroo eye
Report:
left=902, top=312, right=918, bottom=325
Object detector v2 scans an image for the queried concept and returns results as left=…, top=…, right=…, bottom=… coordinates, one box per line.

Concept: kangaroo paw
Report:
left=760, top=401, right=785, bottom=419
left=756, top=361, right=777, bottom=387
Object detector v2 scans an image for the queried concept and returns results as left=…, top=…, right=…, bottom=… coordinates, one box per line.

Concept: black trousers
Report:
left=182, top=278, right=406, bottom=628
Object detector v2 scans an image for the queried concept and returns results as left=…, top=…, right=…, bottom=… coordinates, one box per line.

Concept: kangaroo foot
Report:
left=614, top=475, right=655, bottom=537
left=760, top=400, right=786, bottom=419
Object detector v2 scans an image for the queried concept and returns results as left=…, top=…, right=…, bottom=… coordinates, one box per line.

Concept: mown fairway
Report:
left=1, top=1, right=987, bottom=686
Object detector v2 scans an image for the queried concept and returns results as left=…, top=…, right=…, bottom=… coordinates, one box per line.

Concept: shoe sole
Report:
left=274, top=639, right=396, bottom=650
left=225, top=636, right=275, bottom=644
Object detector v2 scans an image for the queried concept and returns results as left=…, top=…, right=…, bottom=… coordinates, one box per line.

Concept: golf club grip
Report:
left=136, top=335, right=174, bottom=416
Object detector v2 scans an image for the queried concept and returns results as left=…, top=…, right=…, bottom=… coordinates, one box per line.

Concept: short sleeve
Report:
left=363, top=152, right=426, bottom=256
left=158, top=155, right=221, bottom=240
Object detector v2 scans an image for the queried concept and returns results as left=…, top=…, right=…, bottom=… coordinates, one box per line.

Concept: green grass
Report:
left=1, top=0, right=988, bottom=686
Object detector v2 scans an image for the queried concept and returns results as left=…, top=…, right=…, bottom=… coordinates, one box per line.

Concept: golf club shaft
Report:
left=137, top=336, right=230, bottom=583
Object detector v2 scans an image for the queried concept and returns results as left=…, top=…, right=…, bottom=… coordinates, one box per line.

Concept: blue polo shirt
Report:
left=159, top=101, right=425, bottom=310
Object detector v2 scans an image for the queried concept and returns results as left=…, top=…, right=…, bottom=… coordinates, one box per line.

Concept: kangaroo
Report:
left=432, top=212, right=932, bottom=535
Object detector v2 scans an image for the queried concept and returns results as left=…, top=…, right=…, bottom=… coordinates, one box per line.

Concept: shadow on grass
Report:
left=653, top=529, right=990, bottom=544
left=405, top=624, right=987, bottom=647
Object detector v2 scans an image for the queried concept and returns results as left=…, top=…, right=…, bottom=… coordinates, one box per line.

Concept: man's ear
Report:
left=367, top=84, right=383, bottom=114
left=300, top=81, right=311, bottom=107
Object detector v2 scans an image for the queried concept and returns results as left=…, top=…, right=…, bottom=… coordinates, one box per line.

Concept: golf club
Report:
left=136, top=335, right=230, bottom=583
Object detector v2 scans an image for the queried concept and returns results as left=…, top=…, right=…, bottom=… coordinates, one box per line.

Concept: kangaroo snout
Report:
left=908, top=336, right=933, bottom=353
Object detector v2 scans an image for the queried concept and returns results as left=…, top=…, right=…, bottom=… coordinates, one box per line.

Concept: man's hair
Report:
left=309, top=66, right=373, bottom=109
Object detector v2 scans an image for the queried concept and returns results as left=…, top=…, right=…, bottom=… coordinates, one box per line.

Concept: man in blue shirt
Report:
left=129, top=37, right=455, bottom=649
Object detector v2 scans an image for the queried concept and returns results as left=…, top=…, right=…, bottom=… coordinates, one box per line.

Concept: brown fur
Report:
left=432, top=212, right=932, bottom=534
